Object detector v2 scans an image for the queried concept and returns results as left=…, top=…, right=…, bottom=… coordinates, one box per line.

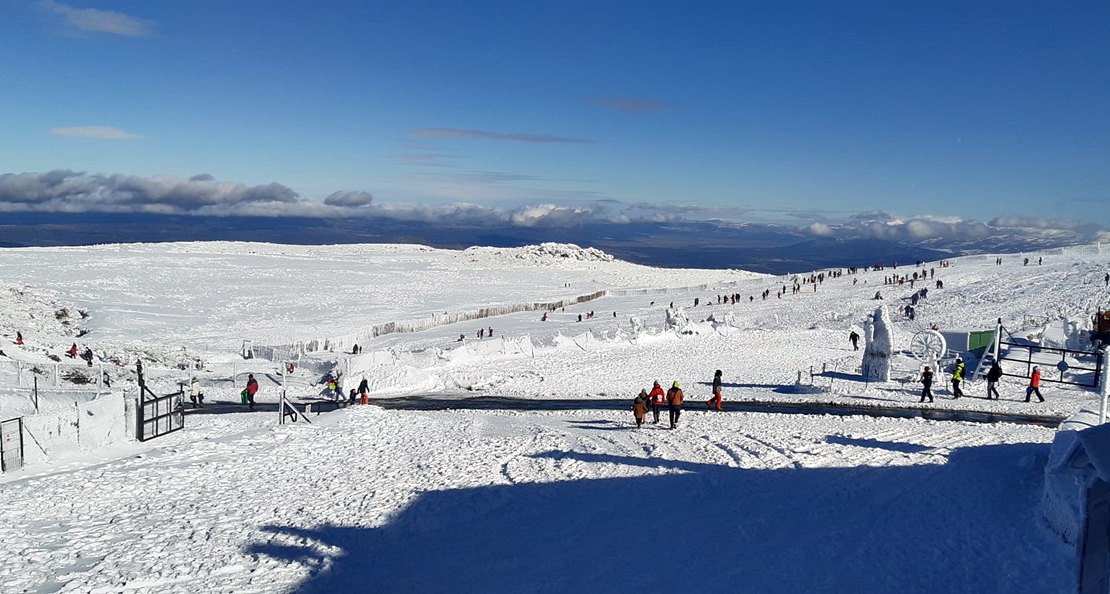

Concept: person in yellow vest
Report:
left=667, top=381, right=684, bottom=429
left=951, top=358, right=965, bottom=399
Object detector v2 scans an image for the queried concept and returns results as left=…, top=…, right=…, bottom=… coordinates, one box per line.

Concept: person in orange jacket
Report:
left=1025, top=366, right=1045, bottom=402
left=667, top=381, right=684, bottom=429
left=648, top=381, right=666, bottom=424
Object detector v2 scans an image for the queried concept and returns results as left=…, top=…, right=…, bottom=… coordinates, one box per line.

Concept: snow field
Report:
left=1, top=241, right=1108, bottom=592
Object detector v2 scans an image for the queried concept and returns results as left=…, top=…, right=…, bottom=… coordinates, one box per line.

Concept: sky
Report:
left=1, top=1, right=1108, bottom=232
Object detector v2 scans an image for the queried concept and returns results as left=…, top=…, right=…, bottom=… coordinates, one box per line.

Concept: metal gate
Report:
left=998, top=339, right=1104, bottom=388
left=0, top=418, right=23, bottom=472
left=137, top=391, right=185, bottom=442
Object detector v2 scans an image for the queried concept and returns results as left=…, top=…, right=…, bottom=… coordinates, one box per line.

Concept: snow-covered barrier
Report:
left=15, top=392, right=127, bottom=468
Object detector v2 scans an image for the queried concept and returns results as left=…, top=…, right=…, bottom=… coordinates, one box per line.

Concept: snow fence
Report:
left=251, top=278, right=758, bottom=361
left=14, top=391, right=127, bottom=468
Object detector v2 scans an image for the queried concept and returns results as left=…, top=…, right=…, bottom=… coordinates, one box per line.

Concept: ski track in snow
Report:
left=1, top=241, right=1107, bottom=592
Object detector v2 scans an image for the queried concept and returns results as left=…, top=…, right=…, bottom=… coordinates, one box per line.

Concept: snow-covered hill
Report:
left=0, top=241, right=1108, bottom=593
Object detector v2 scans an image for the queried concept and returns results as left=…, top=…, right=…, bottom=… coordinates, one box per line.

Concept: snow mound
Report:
left=464, top=243, right=614, bottom=263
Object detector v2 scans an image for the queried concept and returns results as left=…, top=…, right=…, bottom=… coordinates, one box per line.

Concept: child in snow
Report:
left=632, top=390, right=649, bottom=428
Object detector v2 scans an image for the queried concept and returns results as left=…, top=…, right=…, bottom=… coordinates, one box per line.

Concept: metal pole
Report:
left=1100, top=347, right=1109, bottom=425
left=33, top=376, right=39, bottom=413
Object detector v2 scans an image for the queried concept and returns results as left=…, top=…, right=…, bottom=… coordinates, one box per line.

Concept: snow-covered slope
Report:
left=0, top=241, right=1107, bottom=593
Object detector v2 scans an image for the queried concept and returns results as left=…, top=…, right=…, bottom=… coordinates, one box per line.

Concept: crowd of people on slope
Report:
left=631, top=370, right=724, bottom=429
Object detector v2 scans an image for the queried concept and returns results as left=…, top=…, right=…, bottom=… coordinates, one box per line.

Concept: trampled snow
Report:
left=1, top=241, right=1109, bottom=593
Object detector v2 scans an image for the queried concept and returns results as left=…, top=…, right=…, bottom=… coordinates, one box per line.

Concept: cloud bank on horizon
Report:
left=1, top=170, right=1106, bottom=249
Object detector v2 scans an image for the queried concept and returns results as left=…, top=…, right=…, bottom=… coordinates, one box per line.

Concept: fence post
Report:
left=1099, top=347, right=1109, bottom=425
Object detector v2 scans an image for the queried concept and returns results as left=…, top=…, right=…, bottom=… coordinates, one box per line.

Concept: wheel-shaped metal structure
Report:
left=909, top=330, right=947, bottom=363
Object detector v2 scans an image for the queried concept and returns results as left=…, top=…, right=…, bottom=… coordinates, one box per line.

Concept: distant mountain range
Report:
left=0, top=212, right=1090, bottom=275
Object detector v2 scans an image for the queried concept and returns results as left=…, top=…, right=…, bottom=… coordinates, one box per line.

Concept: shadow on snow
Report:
left=246, top=441, right=1071, bottom=594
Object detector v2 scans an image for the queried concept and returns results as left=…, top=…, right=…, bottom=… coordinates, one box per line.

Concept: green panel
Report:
left=968, top=330, right=994, bottom=352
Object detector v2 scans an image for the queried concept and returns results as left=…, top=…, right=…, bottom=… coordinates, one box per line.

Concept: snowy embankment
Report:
left=0, top=241, right=1107, bottom=592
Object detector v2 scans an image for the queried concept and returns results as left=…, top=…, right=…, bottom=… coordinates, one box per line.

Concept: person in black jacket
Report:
left=985, top=361, right=1002, bottom=400
left=920, top=366, right=934, bottom=403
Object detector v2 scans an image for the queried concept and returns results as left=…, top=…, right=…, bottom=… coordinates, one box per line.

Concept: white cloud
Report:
left=411, top=128, right=591, bottom=144
left=50, top=126, right=143, bottom=140
left=40, top=0, right=155, bottom=37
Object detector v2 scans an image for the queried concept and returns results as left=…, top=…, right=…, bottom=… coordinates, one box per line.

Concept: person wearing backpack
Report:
left=985, top=361, right=1002, bottom=400
left=667, top=381, right=684, bottom=429
left=648, top=381, right=666, bottom=424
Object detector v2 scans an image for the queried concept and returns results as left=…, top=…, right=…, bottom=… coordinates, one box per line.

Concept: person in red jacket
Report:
left=648, top=381, right=666, bottom=424
left=1025, top=366, right=1044, bottom=402
left=245, top=373, right=259, bottom=410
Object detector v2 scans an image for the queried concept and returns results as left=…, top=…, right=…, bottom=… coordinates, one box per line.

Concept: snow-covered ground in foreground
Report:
left=1, top=241, right=1109, bottom=593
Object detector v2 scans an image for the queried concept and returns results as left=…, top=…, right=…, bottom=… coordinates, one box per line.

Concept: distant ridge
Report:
left=0, top=211, right=1079, bottom=275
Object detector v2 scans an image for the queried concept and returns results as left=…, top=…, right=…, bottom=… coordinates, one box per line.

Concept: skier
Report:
left=849, top=330, right=860, bottom=351
left=632, top=389, right=649, bottom=428
left=985, top=361, right=1002, bottom=400
left=1025, top=366, right=1045, bottom=402
left=245, top=373, right=259, bottom=410
left=667, top=381, right=684, bottom=429
left=648, top=381, right=666, bottom=424
left=951, top=358, right=965, bottom=399
left=706, top=369, right=723, bottom=411
left=920, top=366, right=934, bottom=403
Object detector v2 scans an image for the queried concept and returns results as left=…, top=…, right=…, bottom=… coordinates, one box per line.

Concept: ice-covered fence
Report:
left=16, top=391, right=127, bottom=468
left=0, top=387, right=104, bottom=421
left=0, top=359, right=110, bottom=389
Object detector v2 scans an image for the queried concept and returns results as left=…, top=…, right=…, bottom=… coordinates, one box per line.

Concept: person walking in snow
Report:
left=648, top=381, right=666, bottom=424
left=920, top=366, right=934, bottom=403
left=667, top=381, right=684, bottom=429
left=189, top=377, right=204, bottom=408
left=357, top=377, right=370, bottom=405
left=706, top=369, right=723, bottom=411
left=950, top=358, right=965, bottom=399
left=1025, top=366, right=1045, bottom=402
left=985, top=361, right=1002, bottom=400
left=632, top=389, right=649, bottom=428
left=849, top=330, right=860, bottom=351
left=245, top=373, right=259, bottom=410
left=1105, top=272, right=1109, bottom=287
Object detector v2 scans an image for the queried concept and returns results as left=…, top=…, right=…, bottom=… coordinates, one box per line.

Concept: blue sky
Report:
left=1, top=1, right=1108, bottom=232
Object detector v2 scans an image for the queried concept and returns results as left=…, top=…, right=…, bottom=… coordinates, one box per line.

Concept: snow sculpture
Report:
left=861, top=306, right=893, bottom=382
left=665, top=307, right=690, bottom=332
left=629, top=316, right=644, bottom=336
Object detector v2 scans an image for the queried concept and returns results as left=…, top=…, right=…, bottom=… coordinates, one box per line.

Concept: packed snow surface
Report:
left=1, top=240, right=1109, bottom=593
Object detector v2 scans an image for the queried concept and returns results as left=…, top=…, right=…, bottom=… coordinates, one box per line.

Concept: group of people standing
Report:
left=920, top=359, right=1044, bottom=403
left=632, top=370, right=724, bottom=429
